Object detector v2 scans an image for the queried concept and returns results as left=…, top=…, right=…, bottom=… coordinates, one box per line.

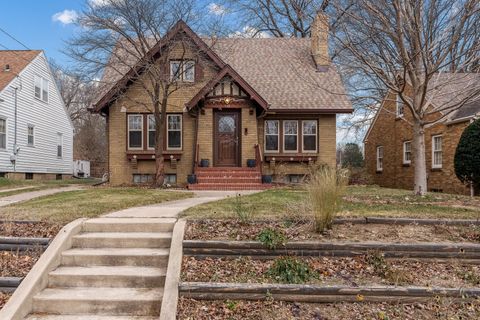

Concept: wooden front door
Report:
left=214, top=111, right=240, bottom=166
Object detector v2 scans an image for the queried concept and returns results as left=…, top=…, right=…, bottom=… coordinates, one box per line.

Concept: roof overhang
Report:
left=185, top=64, right=269, bottom=111
left=266, top=108, right=353, bottom=114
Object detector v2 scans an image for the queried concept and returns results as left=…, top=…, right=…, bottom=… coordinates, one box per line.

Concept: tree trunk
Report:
left=412, top=120, right=428, bottom=195
left=153, top=90, right=168, bottom=188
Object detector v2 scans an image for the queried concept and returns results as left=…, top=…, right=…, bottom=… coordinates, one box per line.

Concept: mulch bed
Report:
left=182, top=256, right=480, bottom=288
left=0, top=249, right=42, bottom=277
left=177, top=297, right=480, bottom=320
left=185, top=220, right=480, bottom=243
left=0, top=221, right=62, bottom=238
left=0, top=292, right=11, bottom=310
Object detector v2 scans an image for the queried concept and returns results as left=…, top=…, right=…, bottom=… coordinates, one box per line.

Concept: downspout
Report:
left=13, top=87, right=18, bottom=173
left=190, top=107, right=200, bottom=174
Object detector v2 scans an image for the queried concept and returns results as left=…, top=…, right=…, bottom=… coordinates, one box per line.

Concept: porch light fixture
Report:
left=223, top=97, right=232, bottom=105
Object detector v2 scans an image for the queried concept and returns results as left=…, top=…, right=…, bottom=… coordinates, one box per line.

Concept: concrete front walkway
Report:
left=0, top=186, right=84, bottom=207
left=104, top=190, right=258, bottom=218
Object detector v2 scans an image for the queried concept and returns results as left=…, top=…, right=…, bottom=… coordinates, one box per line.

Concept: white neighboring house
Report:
left=0, top=50, right=73, bottom=180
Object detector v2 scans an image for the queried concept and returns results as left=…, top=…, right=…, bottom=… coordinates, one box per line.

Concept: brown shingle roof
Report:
left=209, top=38, right=352, bottom=111
left=0, top=50, right=41, bottom=91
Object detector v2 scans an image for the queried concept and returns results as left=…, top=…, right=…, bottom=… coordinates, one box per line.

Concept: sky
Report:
left=0, top=0, right=362, bottom=144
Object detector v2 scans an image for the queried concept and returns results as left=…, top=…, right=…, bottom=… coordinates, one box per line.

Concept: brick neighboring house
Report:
left=91, top=15, right=352, bottom=189
left=364, top=74, right=480, bottom=195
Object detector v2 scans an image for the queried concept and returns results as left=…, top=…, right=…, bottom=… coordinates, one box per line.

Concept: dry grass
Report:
left=307, top=167, right=349, bottom=232
left=0, top=187, right=192, bottom=223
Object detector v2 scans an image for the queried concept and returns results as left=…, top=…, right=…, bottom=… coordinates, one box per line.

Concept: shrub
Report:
left=256, top=228, right=286, bottom=250
left=307, top=166, right=349, bottom=233
left=454, top=118, right=480, bottom=196
left=267, top=257, right=315, bottom=284
left=232, top=194, right=252, bottom=223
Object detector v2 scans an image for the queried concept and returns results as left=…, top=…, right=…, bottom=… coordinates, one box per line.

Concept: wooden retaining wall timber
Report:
left=0, top=277, right=22, bottom=293
left=0, top=237, right=50, bottom=252
left=179, top=282, right=480, bottom=303
left=335, top=217, right=480, bottom=226
left=183, top=240, right=480, bottom=260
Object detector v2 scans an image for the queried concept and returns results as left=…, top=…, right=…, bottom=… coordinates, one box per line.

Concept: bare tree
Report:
left=330, top=0, right=480, bottom=195
left=66, top=0, right=218, bottom=187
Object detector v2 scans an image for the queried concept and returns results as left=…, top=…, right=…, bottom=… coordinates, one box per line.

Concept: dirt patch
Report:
left=0, top=292, right=11, bottom=310
left=178, top=297, right=480, bottom=320
left=182, top=256, right=480, bottom=288
left=185, top=219, right=480, bottom=243
left=0, top=249, right=42, bottom=277
left=0, top=221, right=62, bottom=238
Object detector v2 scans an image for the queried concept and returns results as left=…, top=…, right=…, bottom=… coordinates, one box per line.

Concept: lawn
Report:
left=182, top=185, right=480, bottom=220
left=0, top=177, right=101, bottom=198
left=0, top=187, right=192, bottom=223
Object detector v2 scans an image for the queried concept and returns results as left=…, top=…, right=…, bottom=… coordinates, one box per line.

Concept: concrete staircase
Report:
left=24, top=218, right=175, bottom=319
left=188, top=167, right=272, bottom=190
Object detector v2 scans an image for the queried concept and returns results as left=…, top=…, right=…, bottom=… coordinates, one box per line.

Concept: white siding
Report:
left=0, top=52, right=73, bottom=174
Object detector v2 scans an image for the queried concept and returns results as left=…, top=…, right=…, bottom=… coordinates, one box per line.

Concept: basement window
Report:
left=133, top=174, right=154, bottom=184
left=25, top=173, right=34, bottom=180
left=164, top=174, right=177, bottom=186
left=56, top=174, right=62, bottom=180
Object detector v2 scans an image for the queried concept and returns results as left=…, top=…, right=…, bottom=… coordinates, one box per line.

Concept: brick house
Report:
left=364, top=74, right=480, bottom=195
left=91, top=14, right=352, bottom=189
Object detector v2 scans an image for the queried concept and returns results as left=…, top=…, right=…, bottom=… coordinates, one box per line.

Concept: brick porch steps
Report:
left=188, top=167, right=272, bottom=190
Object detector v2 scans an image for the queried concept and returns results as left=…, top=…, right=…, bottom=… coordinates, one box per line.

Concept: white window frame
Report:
left=56, top=133, right=63, bottom=158
left=34, top=75, right=49, bottom=103
left=396, top=94, right=404, bottom=117
left=0, top=117, right=6, bottom=150
left=403, top=141, right=411, bottom=165
left=127, top=114, right=143, bottom=150
left=302, top=120, right=318, bottom=152
left=147, top=114, right=156, bottom=150
left=27, top=124, right=35, bottom=146
left=283, top=120, right=299, bottom=153
left=166, top=114, right=182, bottom=151
left=376, top=146, right=384, bottom=172
left=432, top=135, right=443, bottom=169
left=264, top=120, right=279, bottom=153
left=170, top=60, right=195, bottom=82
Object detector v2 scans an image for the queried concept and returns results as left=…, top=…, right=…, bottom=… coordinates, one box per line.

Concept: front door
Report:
left=214, top=111, right=240, bottom=166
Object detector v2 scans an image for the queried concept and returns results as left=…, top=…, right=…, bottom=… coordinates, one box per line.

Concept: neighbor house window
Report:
left=170, top=60, right=195, bottom=82
left=147, top=115, right=156, bottom=149
left=264, top=120, right=279, bottom=152
left=376, top=146, right=384, bottom=172
left=27, top=125, right=34, bottom=146
left=128, top=114, right=143, bottom=149
left=396, top=94, right=404, bottom=117
left=283, top=120, right=298, bottom=152
left=432, top=135, right=443, bottom=169
left=167, top=114, right=182, bottom=150
left=0, top=118, right=6, bottom=149
left=56, top=133, right=63, bottom=158
left=302, top=120, right=317, bottom=152
left=34, top=75, right=49, bottom=102
left=403, top=141, right=411, bottom=165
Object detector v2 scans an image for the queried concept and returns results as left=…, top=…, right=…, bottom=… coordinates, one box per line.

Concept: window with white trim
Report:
left=147, top=115, right=156, bottom=149
left=27, top=125, right=35, bottom=146
left=34, top=75, right=49, bottom=102
left=283, top=120, right=298, bottom=152
left=403, top=141, right=411, bottom=164
left=167, top=114, right=182, bottom=150
left=376, top=146, right=384, bottom=171
left=128, top=115, right=143, bottom=149
left=302, top=120, right=317, bottom=152
left=264, top=120, right=279, bottom=152
left=56, top=133, right=63, bottom=158
left=396, top=94, right=404, bottom=117
left=170, top=60, right=195, bottom=82
left=432, top=135, right=443, bottom=168
left=0, top=118, right=6, bottom=149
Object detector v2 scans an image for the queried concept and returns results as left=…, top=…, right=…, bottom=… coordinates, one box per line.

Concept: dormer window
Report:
left=170, top=60, right=195, bottom=82
left=396, top=94, right=404, bottom=117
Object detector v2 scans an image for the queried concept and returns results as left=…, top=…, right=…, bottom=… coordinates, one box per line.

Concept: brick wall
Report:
left=365, top=92, right=470, bottom=195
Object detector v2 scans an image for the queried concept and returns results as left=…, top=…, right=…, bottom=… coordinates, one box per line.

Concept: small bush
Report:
left=256, top=228, right=286, bottom=250
left=365, top=251, right=412, bottom=285
left=267, top=257, right=315, bottom=284
left=232, top=194, right=252, bottom=223
left=307, top=166, right=349, bottom=233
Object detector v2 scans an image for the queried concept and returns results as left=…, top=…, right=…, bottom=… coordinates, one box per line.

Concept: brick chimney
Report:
left=311, top=11, right=330, bottom=71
